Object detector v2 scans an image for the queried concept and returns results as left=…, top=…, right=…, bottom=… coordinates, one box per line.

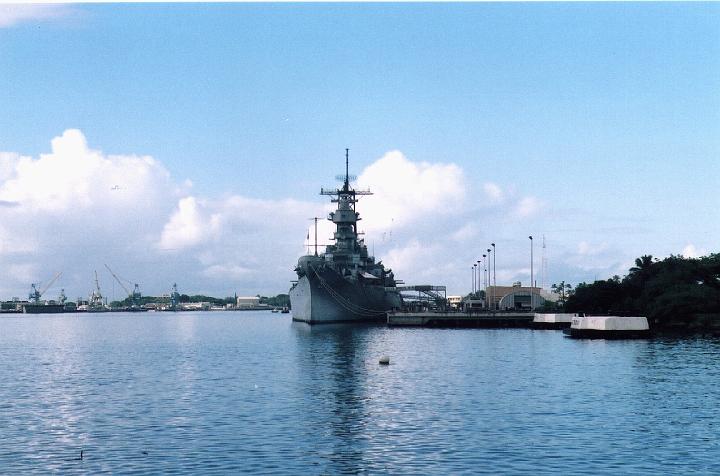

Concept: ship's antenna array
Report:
left=346, top=149, right=350, bottom=187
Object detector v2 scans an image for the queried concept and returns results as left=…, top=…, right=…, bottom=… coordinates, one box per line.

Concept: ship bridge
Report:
left=320, top=149, right=373, bottom=256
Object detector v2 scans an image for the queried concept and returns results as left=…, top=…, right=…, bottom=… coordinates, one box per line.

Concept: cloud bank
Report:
left=3, top=129, right=685, bottom=300
left=0, top=5, right=72, bottom=28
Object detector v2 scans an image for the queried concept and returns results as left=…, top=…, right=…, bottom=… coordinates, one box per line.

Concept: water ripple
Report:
left=1, top=314, right=719, bottom=473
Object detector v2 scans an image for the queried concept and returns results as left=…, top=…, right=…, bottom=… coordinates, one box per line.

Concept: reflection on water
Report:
left=1, top=313, right=719, bottom=474
left=292, top=322, right=374, bottom=474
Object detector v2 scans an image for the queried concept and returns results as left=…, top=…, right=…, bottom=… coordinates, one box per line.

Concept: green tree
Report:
left=551, top=281, right=574, bottom=307
left=564, top=253, right=720, bottom=330
left=629, top=255, right=654, bottom=277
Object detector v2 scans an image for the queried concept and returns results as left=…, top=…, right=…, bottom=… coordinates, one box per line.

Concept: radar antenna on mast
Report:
left=344, top=148, right=350, bottom=190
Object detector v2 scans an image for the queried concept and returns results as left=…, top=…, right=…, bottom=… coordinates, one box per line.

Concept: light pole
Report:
left=476, top=260, right=481, bottom=298
left=481, top=254, right=486, bottom=308
left=482, top=254, right=487, bottom=301
left=471, top=267, right=474, bottom=296
left=529, top=235, right=534, bottom=311
left=491, top=243, right=496, bottom=310
left=481, top=255, right=486, bottom=288
left=473, top=263, right=477, bottom=295
left=487, top=247, right=492, bottom=311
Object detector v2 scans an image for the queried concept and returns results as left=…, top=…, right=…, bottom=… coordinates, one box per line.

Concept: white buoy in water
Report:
left=379, top=355, right=390, bottom=365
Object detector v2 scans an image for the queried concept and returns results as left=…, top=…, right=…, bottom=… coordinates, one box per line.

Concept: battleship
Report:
left=289, top=150, right=402, bottom=323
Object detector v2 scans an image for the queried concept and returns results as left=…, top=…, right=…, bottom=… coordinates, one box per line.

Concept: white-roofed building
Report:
left=236, top=296, right=261, bottom=308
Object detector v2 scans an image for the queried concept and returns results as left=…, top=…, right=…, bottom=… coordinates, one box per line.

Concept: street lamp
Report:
left=476, top=260, right=481, bottom=297
left=481, top=254, right=487, bottom=286
left=529, top=235, right=534, bottom=311
left=470, top=267, right=473, bottom=296
left=473, top=263, right=477, bottom=295
left=491, top=243, right=496, bottom=310
left=487, top=247, right=492, bottom=310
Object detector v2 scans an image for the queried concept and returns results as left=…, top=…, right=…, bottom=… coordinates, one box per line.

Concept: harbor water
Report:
left=1, top=311, right=719, bottom=474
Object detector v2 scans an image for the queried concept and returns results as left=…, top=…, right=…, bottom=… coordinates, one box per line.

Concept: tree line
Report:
left=560, top=254, right=720, bottom=330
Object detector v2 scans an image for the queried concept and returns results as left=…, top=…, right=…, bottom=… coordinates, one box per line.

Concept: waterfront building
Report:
left=182, top=302, right=211, bottom=311
left=486, top=284, right=548, bottom=310
left=447, top=295, right=463, bottom=309
left=236, top=296, right=261, bottom=308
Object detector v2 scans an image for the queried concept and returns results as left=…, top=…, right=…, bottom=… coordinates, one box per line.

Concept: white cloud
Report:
left=558, top=241, right=626, bottom=279
left=514, top=196, right=543, bottom=217
left=0, top=130, right=179, bottom=297
left=1, top=131, right=624, bottom=298
left=202, top=264, right=253, bottom=280
left=483, top=182, right=503, bottom=202
left=681, top=244, right=707, bottom=259
left=577, top=241, right=608, bottom=256
left=156, top=192, right=321, bottom=289
left=383, top=239, right=446, bottom=284
left=0, top=129, right=174, bottom=215
left=384, top=239, right=428, bottom=273
left=450, top=222, right=479, bottom=242
left=0, top=5, right=72, bottom=28
left=4, top=264, right=38, bottom=288
left=158, top=197, right=221, bottom=250
left=355, top=150, right=466, bottom=232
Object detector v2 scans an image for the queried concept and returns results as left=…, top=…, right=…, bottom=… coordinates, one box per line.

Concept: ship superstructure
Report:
left=87, top=270, right=108, bottom=312
left=289, top=150, right=402, bottom=323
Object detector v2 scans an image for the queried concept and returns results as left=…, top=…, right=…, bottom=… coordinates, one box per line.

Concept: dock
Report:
left=387, top=311, right=534, bottom=328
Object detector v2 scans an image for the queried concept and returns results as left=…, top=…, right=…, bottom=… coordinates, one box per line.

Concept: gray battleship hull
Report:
left=290, top=271, right=400, bottom=324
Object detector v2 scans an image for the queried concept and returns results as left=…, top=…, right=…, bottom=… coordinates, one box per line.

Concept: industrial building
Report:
left=486, top=283, right=548, bottom=311
left=236, top=296, right=261, bottom=308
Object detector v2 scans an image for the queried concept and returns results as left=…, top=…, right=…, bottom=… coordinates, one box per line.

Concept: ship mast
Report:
left=314, top=217, right=319, bottom=256
left=320, top=149, right=372, bottom=257
left=344, top=148, right=350, bottom=191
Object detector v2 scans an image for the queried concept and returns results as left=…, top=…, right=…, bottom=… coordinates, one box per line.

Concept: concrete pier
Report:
left=564, top=315, right=650, bottom=339
left=387, top=311, right=534, bottom=328
left=531, top=313, right=577, bottom=329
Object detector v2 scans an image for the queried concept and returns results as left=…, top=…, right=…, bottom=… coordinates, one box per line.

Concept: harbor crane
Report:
left=104, top=264, right=142, bottom=307
left=28, top=272, right=62, bottom=304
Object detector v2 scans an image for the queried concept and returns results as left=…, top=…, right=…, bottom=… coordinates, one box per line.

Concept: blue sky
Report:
left=0, top=3, right=718, bottom=299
